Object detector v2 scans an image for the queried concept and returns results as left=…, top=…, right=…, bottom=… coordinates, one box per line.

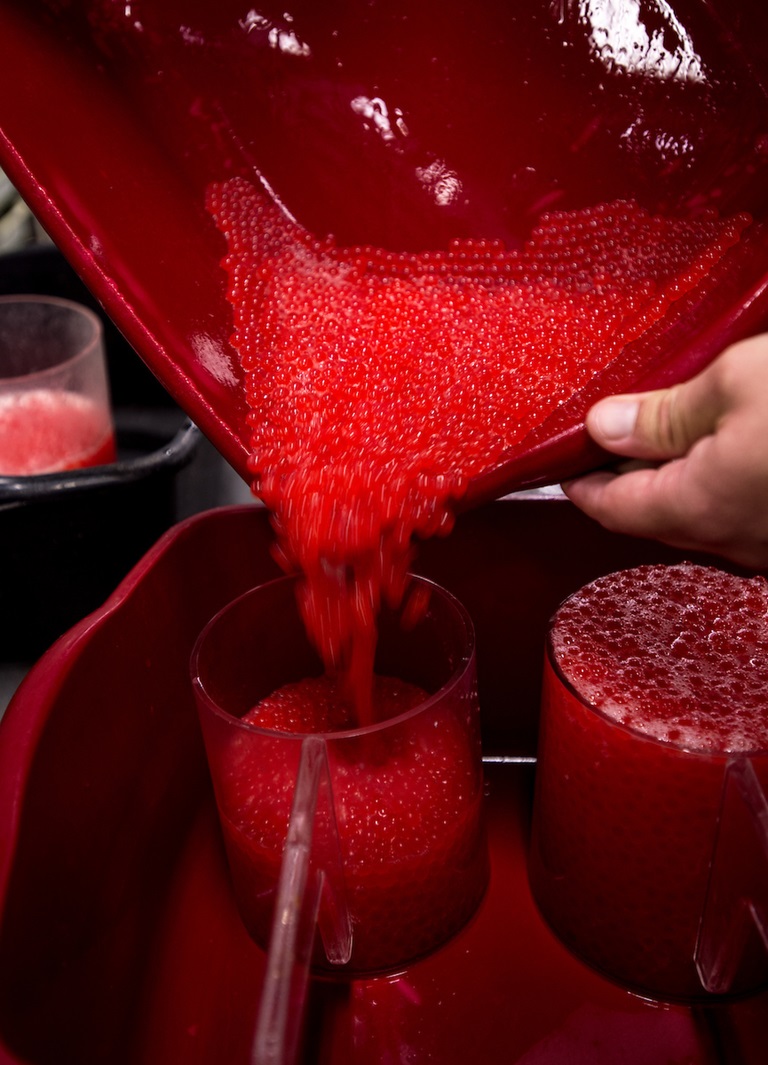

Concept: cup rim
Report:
left=191, top=572, right=477, bottom=740
left=0, top=293, right=103, bottom=383
left=545, top=611, right=768, bottom=760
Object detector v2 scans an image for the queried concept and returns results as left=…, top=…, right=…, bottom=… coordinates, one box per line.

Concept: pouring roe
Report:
left=208, top=176, right=748, bottom=719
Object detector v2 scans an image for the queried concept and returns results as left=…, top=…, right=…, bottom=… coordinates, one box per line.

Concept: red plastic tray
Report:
left=1, top=3, right=768, bottom=499
left=0, top=500, right=766, bottom=1064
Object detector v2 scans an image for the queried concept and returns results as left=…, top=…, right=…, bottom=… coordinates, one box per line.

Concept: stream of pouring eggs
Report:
left=209, top=176, right=747, bottom=722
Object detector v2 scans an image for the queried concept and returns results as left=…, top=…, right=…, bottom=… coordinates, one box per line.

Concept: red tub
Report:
left=0, top=499, right=766, bottom=1064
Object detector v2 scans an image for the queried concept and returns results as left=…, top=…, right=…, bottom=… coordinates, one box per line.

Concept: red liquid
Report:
left=529, top=563, right=768, bottom=1000
left=214, top=673, right=488, bottom=974
left=209, top=178, right=747, bottom=712
left=0, top=388, right=116, bottom=475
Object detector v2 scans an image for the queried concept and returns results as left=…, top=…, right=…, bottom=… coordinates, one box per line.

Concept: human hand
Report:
left=562, top=334, right=768, bottom=571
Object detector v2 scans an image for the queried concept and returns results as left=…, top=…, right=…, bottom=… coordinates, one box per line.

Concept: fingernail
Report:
left=591, top=398, right=639, bottom=442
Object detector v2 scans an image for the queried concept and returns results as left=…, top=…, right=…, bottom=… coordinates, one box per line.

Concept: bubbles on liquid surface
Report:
left=552, top=562, right=768, bottom=752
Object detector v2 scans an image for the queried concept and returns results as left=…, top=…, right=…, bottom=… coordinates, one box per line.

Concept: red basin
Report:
left=0, top=500, right=766, bottom=1063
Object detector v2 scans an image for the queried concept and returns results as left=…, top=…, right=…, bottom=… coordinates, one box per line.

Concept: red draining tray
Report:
left=1, top=3, right=768, bottom=497
left=0, top=500, right=766, bottom=1064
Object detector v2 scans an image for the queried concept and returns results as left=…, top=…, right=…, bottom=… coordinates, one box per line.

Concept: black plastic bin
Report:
left=0, top=246, right=202, bottom=660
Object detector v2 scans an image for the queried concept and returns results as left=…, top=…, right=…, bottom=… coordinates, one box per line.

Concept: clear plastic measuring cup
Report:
left=191, top=574, right=489, bottom=1061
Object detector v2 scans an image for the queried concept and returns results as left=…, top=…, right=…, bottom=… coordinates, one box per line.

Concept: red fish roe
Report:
left=244, top=672, right=427, bottom=734
left=551, top=562, right=768, bottom=752
left=207, top=177, right=748, bottom=718
left=219, top=671, right=487, bottom=972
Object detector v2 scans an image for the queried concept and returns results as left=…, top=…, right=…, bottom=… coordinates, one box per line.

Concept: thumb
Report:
left=585, top=375, right=725, bottom=461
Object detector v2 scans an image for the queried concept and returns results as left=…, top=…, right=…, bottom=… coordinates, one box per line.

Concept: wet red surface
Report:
left=1, top=2, right=767, bottom=497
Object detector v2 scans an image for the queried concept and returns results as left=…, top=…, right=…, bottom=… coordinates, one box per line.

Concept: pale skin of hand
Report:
left=562, top=334, right=768, bottom=571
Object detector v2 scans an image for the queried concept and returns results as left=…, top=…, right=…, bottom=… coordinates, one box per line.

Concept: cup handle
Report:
left=695, top=757, right=768, bottom=995
left=252, top=734, right=353, bottom=1065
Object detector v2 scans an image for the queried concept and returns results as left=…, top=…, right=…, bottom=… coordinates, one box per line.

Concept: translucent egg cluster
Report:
left=207, top=176, right=747, bottom=712
left=244, top=673, right=426, bottom=734
left=552, top=562, right=768, bottom=752
left=224, top=672, right=486, bottom=972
